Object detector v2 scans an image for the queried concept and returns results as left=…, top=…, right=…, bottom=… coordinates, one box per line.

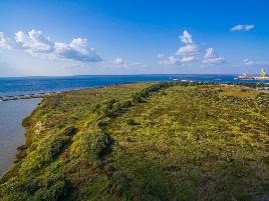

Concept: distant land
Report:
left=1, top=82, right=268, bottom=200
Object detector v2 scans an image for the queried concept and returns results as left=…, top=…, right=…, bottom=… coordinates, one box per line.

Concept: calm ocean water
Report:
left=0, top=74, right=268, bottom=177
left=1, top=74, right=268, bottom=97
left=0, top=98, right=40, bottom=176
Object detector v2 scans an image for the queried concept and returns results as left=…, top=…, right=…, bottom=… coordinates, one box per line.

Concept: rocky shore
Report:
left=0, top=92, right=60, bottom=102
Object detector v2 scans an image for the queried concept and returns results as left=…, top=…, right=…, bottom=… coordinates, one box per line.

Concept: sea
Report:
left=0, top=74, right=268, bottom=176
left=1, top=74, right=268, bottom=97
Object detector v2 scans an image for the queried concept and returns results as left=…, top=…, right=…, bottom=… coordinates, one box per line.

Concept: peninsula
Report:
left=0, top=82, right=268, bottom=201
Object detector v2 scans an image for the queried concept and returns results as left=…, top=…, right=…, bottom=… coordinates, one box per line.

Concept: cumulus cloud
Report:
left=176, top=44, right=198, bottom=62
left=158, top=30, right=199, bottom=66
left=203, top=48, right=225, bottom=64
left=179, top=30, right=193, bottom=44
left=112, top=57, right=124, bottom=65
left=175, top=30, right=198, bottom=63
left=0, top=32, right=12, bottom=49
left=181, top=55, right=195, bottom=63
left=157, top=30, right=227, bottom=67
left=15, top=30, right=54, bottom=54
left=0, top=29, right=102, bottom=63
left=54, top=38, right=101, bottom=62
left=159, top=56, right=180, bottom=65
left=230, top=24, right=255, bottom=32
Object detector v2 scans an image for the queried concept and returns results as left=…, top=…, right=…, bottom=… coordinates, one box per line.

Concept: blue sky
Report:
left=0, top=0, right=269, bottom=76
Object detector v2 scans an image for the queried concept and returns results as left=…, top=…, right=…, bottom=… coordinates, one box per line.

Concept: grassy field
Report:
left=0, top=82, right=268, bottom=201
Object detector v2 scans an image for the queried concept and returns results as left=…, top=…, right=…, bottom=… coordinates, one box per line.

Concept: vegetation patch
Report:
left=1, top=82, right=268, bottom=201
left=85, top=130, right=114, bottom=161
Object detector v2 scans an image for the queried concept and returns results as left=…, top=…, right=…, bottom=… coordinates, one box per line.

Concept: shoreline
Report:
left=1, top=80, right=268, bottom=104
left=0, top=98, right=41, bottom=177
left=0, top=83, right=132, bottom=177
left=1, top=80, right=268, bottom=102
left=0, top=83, right=131, bottom=102
left=0, top=91, right=60, bottom=102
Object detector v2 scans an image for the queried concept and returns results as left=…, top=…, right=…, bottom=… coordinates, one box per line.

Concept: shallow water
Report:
left=0, top=98, right=40, bottom=176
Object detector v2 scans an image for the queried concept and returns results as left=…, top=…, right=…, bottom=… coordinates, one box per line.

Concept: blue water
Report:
left=0, top=74, right=268, bottom=97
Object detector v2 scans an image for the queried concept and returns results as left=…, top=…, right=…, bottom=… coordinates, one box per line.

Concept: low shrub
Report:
left=63, top=126, right=78, bottom=136
left=3, top=170, right=70, bottom=201
left=132, top=82, right=173, bottom=104
left=48, top=136, right=71, bottom=159
left=22, top=116, right=32, bottom=127
left=86, top=131, right=113, bottom=161
left=126, top=119, right=140, bottom=126
left=106, top=99, right=117, bottom=109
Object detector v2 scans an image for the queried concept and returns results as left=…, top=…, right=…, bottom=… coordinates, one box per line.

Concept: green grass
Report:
left=0, top=82, right=268, bottom=201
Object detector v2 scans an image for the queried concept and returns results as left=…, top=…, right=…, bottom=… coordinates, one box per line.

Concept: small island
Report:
left=0, top=82, right=268, bottom=201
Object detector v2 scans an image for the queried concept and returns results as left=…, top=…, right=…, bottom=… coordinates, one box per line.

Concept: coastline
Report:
left=1, top=81, right=268, bottom=178
left=0, top=81, right=268, bottom=200
left=0, top=91, right=59, bottom=102
left=0, top=84, right=127, bottom=177
left=0, top=98, right=41, bottom=177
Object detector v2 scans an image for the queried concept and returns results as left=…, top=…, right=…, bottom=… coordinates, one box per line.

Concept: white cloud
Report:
left=243, top=58, right=254, bottom=65
left=157, top=30, right=198, bottom=65
left=179, top=30, right=193, bottom=44
left=0, top=29, right=102, bottom=63
left=157, top=53, right=165, bottom=59
left=0, top=32, right=12, bottom=49
left=175, top=30, right=198, bottom=63
left=203, top=48, right=225, bottom=64
left=243, top=58, right=269, bottom=66
left=15, top=30, right=54, bottom=54
left=176, top=44, right=198, bottom=62
left=112, top=57, right=124, bottom=65
left=181, top=56, right=195, bottom=63
left=160, top=56, right=180, bottom=65
left=54, top=38, right=101, bottom=62
left=158, top=30, right=227, bottom=67
left=230, top=24, right=255, bottom=32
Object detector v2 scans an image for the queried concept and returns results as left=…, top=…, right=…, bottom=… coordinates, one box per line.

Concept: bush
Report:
left=103, top=100, right=132, bottom=118
left=48, top=136, right=71, bottom=159
left=2, top=169, right=70, bottom=201
left=63, top=126, right=77, bottom=136
left=133, top=93, right=146, bottom=103
left=86, top=131, right=113, bottom=161
left=106, top=99, right=117, bottom=109
left=132, top=82, right=173, bottom=104
left=33, top=180, right=68, bottom=201
left=93, top=103, right=101, bottom=112
left=19, top=127, right=75, bottom=175
left=22, top=116, right=32, bottom=127
left=102, top=83, right=173, bottom=119
left=126, top=119, right=140, bottom=126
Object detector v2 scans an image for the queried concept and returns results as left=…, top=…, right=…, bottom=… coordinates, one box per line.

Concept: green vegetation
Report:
left=1, top=82, right=268, bottom=201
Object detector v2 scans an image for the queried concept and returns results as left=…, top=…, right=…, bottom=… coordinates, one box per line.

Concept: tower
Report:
left=260, top=68, right=266, bottom=80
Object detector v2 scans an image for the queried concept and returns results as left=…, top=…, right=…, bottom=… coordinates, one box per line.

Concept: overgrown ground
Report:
left=0, top=82, right=268, bottom=201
